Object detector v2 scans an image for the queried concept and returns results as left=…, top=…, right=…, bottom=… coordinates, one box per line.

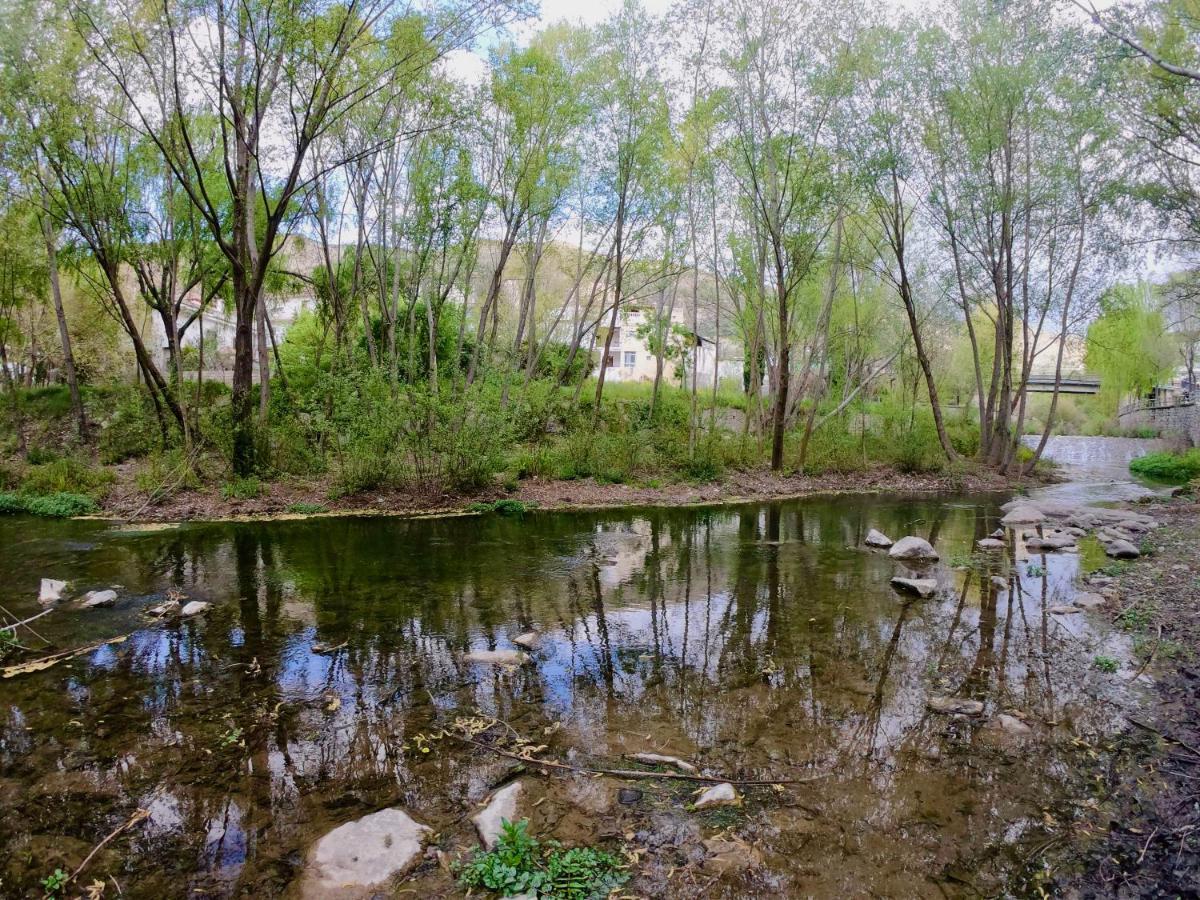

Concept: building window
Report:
left=624, top=352, right=636, bottom=367
left=605, top=353, right=616, bottom=368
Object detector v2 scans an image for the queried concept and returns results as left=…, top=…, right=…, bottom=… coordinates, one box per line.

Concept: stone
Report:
left=1047, top=605, right=1081, bottom=615
left=301, top=807, right=430, bottom=899
left=1026, top=534, right=1077, bottom=551
left=180, top=601, right=211, bottom=617
left=148, top=600, right=181, bottom=617
left=39, top=579, right=66, bottom=604
left=976, top=538, right=1005, bottom=551
left=693, top=782, right=741, bottom=809
left=472, top=781, right=522, bottom=849
left=864, top=529, right=893, bottom=548
left=512, top=631, right=540, bottom=650
left=81, top=589, right=118, bottom=608
left=995, top=714, right=1032, bottom=736
left=1001, top=505, right=1045, bottom=527
left=627, top=752, right=698, bottom=773
left=888, top=536, right=938, bottom=561
left=1087, top=575, right=1114, bottom=587
left=1033, top=500, right=1079, bottom=519
left=1073, top=592, right=1106, bottom=609
left=464, top=648, right=529, bottom=666
left=927, top=696, right=984, bottom=715
left=617, top=788, right=643, bottom=805
left=1105, top=540, right=1140, bottom=559
left=890, top=577, right=938, bottom=598
left=991, top=576, right=1009, bottom=590
left=702, top=836, right=763, bottom=873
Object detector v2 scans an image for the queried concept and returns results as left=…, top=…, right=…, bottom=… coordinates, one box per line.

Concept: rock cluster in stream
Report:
left=997, top=497, right=1158, bottom=559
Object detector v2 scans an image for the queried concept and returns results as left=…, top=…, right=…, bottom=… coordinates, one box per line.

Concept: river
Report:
left=0, top=437, right=1165, bottom=897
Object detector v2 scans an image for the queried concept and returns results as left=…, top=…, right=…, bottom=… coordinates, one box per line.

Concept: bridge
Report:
left=1024, top=375, right=1100, bottom=394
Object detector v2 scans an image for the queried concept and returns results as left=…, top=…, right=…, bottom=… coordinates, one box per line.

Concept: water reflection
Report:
left=0, top=494, right=1138, bottom=896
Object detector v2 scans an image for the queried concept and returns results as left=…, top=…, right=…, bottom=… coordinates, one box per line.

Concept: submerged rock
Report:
left=890, top=577, right=938, bottom=598
left=694, top=782, right=741, bottom=809
left=888, top=536, right=938, bottom=561
left=464, top=648, right=529, bottom=667
left=1025, top=534, right=1077, bottom=552
left=39, top=579, right=66, bottom=604
left=180, top=601, right=211, bottom=617
left=472, top=781, right=522, bottom=849
left=976, top=538, right=1005, bottom=551
left=864, top=529, right=893, bottom=548
left=81, top=589, right=117, bottom=608
left=1047, top=604, right=1081, bottom=615
left=1105, top=539, right=1141, bottom=559
left=627, top=752, right=698, bottom=773
left=512, top=631, right=540, bottom=650
left=147, top=600, right=181, bottom=618
left=927, top=696, right=984, bottom=716
left=301, top=807, right=430, bottom=899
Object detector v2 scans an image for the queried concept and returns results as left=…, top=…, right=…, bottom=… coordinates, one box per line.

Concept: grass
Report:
left=0, top=491, right=98, bottom=517
left=286, top=501, right=327, bottom=515
left=1129, top=449, right=1200, bottom=484
left=220, top=476, right=264, bottom=500
left=455, top=819, right=628, bottom=899
left=467, top=499, right=537, bottom=517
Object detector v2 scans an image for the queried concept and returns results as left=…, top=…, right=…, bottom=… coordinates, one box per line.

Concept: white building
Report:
left=594, top=305, right=741, bottom=388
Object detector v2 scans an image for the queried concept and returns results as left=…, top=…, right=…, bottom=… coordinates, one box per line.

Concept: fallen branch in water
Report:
left=447, top=732, right=826, bottom=786
left=0, top=603, right=51, bottom=644
left=60, top=807, right=150, bottom=895
left=3, top=635, right=129, bottom=678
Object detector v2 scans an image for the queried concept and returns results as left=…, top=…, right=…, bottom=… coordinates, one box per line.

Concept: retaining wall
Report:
left=1118, top=402, right=1200, bottom=445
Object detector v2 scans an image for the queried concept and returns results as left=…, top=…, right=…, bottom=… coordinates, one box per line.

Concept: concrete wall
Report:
left=1118, top=401, right=1200, bottom=445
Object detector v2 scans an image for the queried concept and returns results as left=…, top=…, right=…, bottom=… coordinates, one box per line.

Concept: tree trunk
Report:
left=41, top=212, right=85, bottom=440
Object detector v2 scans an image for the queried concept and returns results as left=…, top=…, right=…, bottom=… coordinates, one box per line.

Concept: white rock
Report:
left=472, top=781, right=522, bottom=849
left=1105, top=540, right=1140, bottom=559
left=1047, top=605, right=1081, bottom=615
left=464, top=649, right=529, bottom=666
left=864, top=529, right=893, bottom=548
left=81, top=590, right=117, bottom=608
left=995, top=714, right=1032, bottom=736
left=1026, top=534, right=1077, bottom=552
left=180, top=601, right=211, bottom=617
left=694, top=782, right=741, bottom=809
left=39, top=579, right=66, bottom=604
left=512, top=632, right=540, bottom=650
left=927, top=696, right=984, bottom=715
left=627, top=752, right=698, bottom=773
left=888, top=536, right=938, bottom=561
left=976, top=538, right=1005, bottom=550
left=1002, top=505, right=1046, bottom=526
left=991, top=576, right=1009, bottom=590
left=890, top=577, right=938, bottom=598
left=301, top=807, right=430, bottom=899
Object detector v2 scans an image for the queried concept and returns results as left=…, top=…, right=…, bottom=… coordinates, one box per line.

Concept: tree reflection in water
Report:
left=0, top=495, right=1138, bottom=896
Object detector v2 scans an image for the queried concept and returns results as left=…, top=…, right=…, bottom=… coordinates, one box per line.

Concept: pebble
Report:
left=472, top=781, right=522, bottom=849
left=694, top=782, right=741, bottom=809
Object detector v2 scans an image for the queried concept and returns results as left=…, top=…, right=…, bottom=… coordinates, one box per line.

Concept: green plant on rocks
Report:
left=456, top=819, right=628, bottom=899
left=1094, top=654, right=1119, bottom=674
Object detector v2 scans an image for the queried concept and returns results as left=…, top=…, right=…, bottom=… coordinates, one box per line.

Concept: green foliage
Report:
left=134, top=449, right=201, bottom=494
left=99, top=391, right=161, bottom=463
left=221, top=476, right=264, bottom=500
left=1129, top=449, right=1200, bottom=484
left=1085, top=283, right=1176, bottom=414
left=41, top=868, right=68, bottom=896
left=0, top=491, right=98, bottom=517
left=468, top=499, right=535, bottom=516
left=456, top=819, right=628, bottom=899
left=21, top=456, right=114, bottom=497
left=1093, top=654, right=1119, bottom=674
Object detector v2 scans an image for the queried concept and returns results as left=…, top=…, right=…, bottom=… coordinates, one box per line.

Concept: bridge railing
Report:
left=1119, top=393, right=1195, bottom=417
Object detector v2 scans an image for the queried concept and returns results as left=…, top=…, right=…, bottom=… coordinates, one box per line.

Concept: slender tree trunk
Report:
left=41, top=212, right=85, bottom=440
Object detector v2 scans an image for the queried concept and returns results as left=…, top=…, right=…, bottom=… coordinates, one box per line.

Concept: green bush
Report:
left=456, top=819, right=628, bottom=899
left=221, top=476, right=264, bottom=500
left=1129, top=449, right=1200, bottom=483
left=0, top=491, right=99, bottom=517
left=99, top=392, right=161, bottom=463
left=135, top=449, right=201, bottom=494
left=286, top=501, right=327, bottom=514
left=22, top=457, right=115, bottom=497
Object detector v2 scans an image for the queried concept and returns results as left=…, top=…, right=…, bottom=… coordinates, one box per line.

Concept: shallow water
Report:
left=0, top=442, right=1157, bottom=897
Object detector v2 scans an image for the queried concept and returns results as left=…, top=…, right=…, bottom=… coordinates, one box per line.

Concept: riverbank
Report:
left=93, top=462, right=1046, bottom=523
left=1045, top=493, right=1200, bottom=894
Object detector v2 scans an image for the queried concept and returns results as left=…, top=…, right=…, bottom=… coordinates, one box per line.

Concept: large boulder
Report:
left=890, top=577, right=938, bottom=598
left=472, top=781, right=522, bottom=849
left=300, top=808, right=430, bottom=899
left=888, top=536, right=938, bottom=561
left=38, top=579, right=66, bottom=604
left=864, top=529, right=893, bottom=548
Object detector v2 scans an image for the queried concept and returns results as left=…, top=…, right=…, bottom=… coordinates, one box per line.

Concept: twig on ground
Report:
left=59, top=808, right=149, bottom=896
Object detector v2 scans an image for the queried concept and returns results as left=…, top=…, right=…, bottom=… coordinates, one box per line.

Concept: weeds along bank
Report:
left=0, top=371, right=1028, bottom=518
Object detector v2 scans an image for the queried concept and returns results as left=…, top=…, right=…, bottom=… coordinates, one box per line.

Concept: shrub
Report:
left=100, top=392, right=161, bottom=463
left=456, top=819, right=628, bottom=900
left=22, top=457, right=115, bottom=497
left=5, top=492, right=100, bottom=517
left=221, top=476, right=264, bottom=500
left=1130, top=449, right=1200, bottom=484
left=0, top=492, right=25, bottom=514
left=135, top=449, right=201, bottom=494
